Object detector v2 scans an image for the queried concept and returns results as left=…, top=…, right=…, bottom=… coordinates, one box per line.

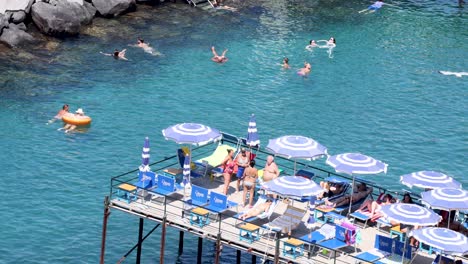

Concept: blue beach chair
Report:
left=354, top=234, right=393, bottom=263
left=186, top=185, right=209, bottom=208
left=134, top=171, right=156, bottom=189
left=149, top=174, right=179, bottom=202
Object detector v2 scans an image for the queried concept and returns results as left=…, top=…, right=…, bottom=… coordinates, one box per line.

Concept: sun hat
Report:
left=75, top=108, right=85, bottom=115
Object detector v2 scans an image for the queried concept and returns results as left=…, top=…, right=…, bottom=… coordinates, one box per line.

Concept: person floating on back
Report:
left=211, top=46, right=228, bottom=63
left=359, top=1, right=385, bottom=14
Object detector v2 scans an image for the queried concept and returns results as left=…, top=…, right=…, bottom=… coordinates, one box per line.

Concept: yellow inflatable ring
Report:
left=62, top=114, right=92, bottom=126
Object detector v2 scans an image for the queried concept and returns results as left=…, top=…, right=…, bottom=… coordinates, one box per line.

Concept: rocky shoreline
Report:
left=0, top=0, right=163, bottom=48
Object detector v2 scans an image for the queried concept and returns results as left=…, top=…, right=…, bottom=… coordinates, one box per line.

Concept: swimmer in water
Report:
left=359, top=1, right=384, bottom=13
left=327, top=37, right=336, bottom=46
left=100, top=49, right=128, bottom=60
left=282, top=57, right=290, bottom=69
left=211, top=46, right=228, bottom=63
left=297, top=62, right=312, bottom=76
left=131, top=38, right=161, bottom=55
left=306, top=40, right=318, bottom=50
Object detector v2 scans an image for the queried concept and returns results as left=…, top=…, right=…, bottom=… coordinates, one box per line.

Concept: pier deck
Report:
left=104, top=135, right=466, bottom=264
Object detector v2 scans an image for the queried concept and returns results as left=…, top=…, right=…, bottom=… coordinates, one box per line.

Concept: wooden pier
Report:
left=100, top=134, right=467, bottom=264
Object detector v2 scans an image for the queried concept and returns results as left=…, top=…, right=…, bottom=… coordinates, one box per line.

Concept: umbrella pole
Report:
left=348, top=176, right=355, bottom=216
left=447, top=211, right=451, bottom=229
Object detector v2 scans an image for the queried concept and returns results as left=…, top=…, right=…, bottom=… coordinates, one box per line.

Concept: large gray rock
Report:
left=0, top=25, right=35, bottom=47
left=0, top=14, right=8, bottom=35
left=31, top=1, right=95, bottom=36
left=92, top=0, right=136, bottom=18
left=0, top=0, right=35, bottom=14
left=10, top=11, right=27, bottom=24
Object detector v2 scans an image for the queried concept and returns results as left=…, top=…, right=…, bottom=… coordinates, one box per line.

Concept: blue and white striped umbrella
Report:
left=266, top=135, right=327, bottom=160
left=162, top=123, right=222, bottom=146
left=246, top=114, right=260, bottom=147
left=261, top=176, right=323, bottom=197
left=410, top=228, right=468, bottom=255
left=421, top=188, right=468, bottom=211
left=400, top=171, right=461, bottom=190
left=138, top=137, right=151, bottom=173
left=380, top=203, right=441, bottom=226
left=182, top=154, right=191, bottom=187
left=326, top=153, right=388, bottom=175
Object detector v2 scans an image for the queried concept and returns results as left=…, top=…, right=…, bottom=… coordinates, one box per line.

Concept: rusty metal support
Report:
left=274, top=231, right=280, bottom=264
left=178, top=231, right=184, bottom=255
left=197, top=237, right=203, bottom=264
left=160, top=216, right=167, bottom=264
left=99, top=196, right=111, bottom=264
left=136, top=218, right=144, bottom=264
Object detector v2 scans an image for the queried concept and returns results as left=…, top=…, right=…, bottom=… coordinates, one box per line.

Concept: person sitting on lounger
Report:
left=318, top=182, right=345, bottom=199
left=240, top=199, right=273, bottom=220
left=325, top=183, right=373, bottom=208
left=356, top=193, right=394, bottom=220
left=401, top=193, right=414, bottom=204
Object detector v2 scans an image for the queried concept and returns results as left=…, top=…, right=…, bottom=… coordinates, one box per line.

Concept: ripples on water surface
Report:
left=0, top=0, right=466, bottom=262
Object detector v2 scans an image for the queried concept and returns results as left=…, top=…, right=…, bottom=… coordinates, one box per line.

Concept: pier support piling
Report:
left=251, top=254, right=256, bottom=264
left=274, top=231, right=280, bottom=264
left=236, top=249, right=241, bottom=264
left=136, top=218, right=144, bottom=264
left=178, top=231, right=184, bottom=255
left=197, top=237, right=203, bottom=264
left=160, top=216, right=167, bottom=264
left=215, top=232, right=222, bottom=264
left=99, top=196, right=110, bottom=264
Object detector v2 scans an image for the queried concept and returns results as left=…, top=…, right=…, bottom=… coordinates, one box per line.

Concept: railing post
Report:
left=99, top=196, right=110, bottom=264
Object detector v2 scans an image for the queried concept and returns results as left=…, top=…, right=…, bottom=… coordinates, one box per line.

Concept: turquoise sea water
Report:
left=0, top=0, right=466, bottom=263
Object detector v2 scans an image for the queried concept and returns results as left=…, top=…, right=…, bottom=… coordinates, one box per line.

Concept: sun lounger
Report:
left=388, top=240, right=413, bottom=264
left=296, top=169, right=315, bottom=180
left=196, top=144, right=235, bottom=167
left=263, top=205, right=306, bottom=234
left=354, top=234, right=393, bottom=263
left=234, top=195, right=279, bottom=223
left=177, top=149, right=208, bottom=178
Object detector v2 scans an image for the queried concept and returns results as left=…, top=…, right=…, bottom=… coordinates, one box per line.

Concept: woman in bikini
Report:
left=235, top=148, right=250, bottom=193
left=221, top=149, right=235, bottom=195
left=240, top=199, right=272, bottom=220
left=242, top=159, right=258, bottom=207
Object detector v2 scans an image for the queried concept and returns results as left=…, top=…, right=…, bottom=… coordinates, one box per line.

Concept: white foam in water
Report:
left=439, top=71, right=468, bottom=77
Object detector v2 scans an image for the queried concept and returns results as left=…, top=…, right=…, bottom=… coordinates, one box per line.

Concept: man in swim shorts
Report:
left=359, top=1, right=384, bottom=13
left=235, top=148, right=250, bottom=192
left=263, top=155, right=279, bottom=182
left=211, top=46, right=228, bottom=63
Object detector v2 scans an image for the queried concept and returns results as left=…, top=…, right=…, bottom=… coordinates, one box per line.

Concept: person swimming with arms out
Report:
left=297, top=62, right=312, bottom=76
left=359, top=1, right=385, bottom=13
left=100, top=49, right=128, bottom=60
left=211, top=46, right=228, bottom=63
left=327, top=37, right=336, bottom=47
